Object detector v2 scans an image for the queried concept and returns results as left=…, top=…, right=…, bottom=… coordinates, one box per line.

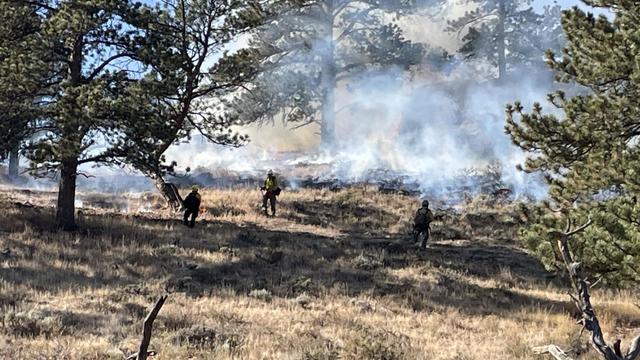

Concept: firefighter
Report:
left=183, top=185, right=202, bottom=228
left=260, top=169, right=280, bottom=216
left=413, top=199, right=434, bottom=249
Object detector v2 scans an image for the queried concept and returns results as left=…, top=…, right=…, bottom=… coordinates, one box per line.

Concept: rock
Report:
left=248, top=289, right=272, bottom=302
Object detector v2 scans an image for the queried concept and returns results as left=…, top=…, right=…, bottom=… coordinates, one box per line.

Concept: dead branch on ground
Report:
left=533, top=345, right=573, bottom=360
left=535, top=216, right=640, bottom=360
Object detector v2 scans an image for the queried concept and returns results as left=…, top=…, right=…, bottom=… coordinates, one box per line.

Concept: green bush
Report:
left=520, top=198, right=640, bottom=287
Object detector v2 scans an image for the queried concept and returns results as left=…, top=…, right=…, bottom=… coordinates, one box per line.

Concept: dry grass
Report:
left=0, top=187, right=637, bottom=359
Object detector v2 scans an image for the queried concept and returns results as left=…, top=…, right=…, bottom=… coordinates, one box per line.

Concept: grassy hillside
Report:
left=0, top=187, right=637, bottom=359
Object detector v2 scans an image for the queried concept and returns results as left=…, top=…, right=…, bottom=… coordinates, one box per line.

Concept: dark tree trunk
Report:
left=54, top=34, right=84, bottom=231
left=8, top=145, right=19, bottom=180
left=320, top=1, right=336, bottom=149
left=320, top=58, right=336, bottom=149
left=55, top=158, right=78, bottom=230
left=496, top=0, right=507, bottom=81
left=150, top=172, right=183, bottom=211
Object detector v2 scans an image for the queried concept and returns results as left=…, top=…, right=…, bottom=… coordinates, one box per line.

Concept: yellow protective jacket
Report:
left=264, top=176, right=278, bottom=191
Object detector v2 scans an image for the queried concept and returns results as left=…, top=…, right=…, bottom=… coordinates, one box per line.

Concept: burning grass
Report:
left=0, top=187, right=637, bottom=359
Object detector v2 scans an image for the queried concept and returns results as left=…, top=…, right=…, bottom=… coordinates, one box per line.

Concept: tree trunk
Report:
left=134, top=295, right=167, bottom=360
left=54, top=34, right=84, bottom=231
left=496, top=0, right=507, bottom=81
left=320, top=1, right=336, bottom=149
left=150, top=172, right=183, bottom=211
left=8, top=145, right=19, bottom=180
left=56, top=158, right=78, bottom=230
left=544, top=216, right=640, bottom=360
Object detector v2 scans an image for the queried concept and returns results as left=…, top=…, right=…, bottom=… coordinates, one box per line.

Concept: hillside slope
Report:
left=0, top=187, right=637, bottom=359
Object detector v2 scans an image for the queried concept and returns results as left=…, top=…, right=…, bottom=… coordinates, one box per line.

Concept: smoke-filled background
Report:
left=158, top=0, right=593, bottom=202
left=5, top=0, right=598, bottom=202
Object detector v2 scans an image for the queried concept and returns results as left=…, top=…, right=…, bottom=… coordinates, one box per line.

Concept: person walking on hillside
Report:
left=183, top=185, right=202, bottom=228
left=260, top=170, right=280, bottom=216
left=413, top=199, right=434, bottom=249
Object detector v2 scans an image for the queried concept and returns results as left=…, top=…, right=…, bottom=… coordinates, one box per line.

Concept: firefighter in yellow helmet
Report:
left=183, top=185, right=202, bottom=228
left=260, top=169, right=280, bottom=216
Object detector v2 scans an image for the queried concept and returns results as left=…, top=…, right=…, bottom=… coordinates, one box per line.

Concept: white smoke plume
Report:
left=5, top=0, right=595, bottom=202
left=160, top=1, right=573, bottom=202
left=164, top=64, right=551, bottom=202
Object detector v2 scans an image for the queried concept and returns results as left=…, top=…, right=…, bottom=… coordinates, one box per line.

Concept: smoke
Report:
left=4, top=0, right=574, bottom=202
left=161, top=68, right=553, bottom=202
left=158, top=1, right=566, bottom=203
left=315, top=64, right=550, bottom=199
left=1, top=0, right=610, bottom=210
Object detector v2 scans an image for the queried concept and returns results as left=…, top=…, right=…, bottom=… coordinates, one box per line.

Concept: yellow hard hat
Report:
left=191, top=185, right=199, bottom=192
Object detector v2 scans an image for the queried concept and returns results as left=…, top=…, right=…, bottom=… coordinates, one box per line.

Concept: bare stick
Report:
left=132, top=295, right=168, bottom=360
left=615, top=340, right=623, bottom=357
left=566, top=217, right=593, bottom=237
left=541, top=215, right=640, bottom=360
left=627, top=336, right=640, bottom=360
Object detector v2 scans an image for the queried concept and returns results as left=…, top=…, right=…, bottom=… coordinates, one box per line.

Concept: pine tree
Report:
left=448, top=0, right=564, bottom=80
left=0, top=1, right=181, bottom=230
left=110, top=0, right=268, bottom=207
left=0, top=1, right=271, bottom=224
left=0, top=2, right=52, bottom=179
left=227, top=0, right=431, bottom=148
left=505, top=2, right=640, bottom=285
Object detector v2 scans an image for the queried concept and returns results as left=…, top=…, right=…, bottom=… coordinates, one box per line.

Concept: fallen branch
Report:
left=532, top=345, right=573, bottom=360
left=537, top=216, right=640, bottom=360
left=128, top=295, right=168, bottom=360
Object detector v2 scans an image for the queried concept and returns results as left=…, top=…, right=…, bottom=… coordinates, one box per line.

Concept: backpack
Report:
left=414, top=208, right=432, bottom=227
left=184, top=192, right=201, bottom=210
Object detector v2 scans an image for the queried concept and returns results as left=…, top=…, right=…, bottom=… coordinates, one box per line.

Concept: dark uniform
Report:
left=413, top=200, right=434, bottom=249
left=183, top=188, right=202, bottom=228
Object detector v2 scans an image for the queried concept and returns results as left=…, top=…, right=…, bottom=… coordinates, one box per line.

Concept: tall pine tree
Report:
left=1, top=1, right=272, bottom=223
left=0, top=2, right=53, bottom=180
left=226, top=0, right=430, bottom=148
left=111, top=0, right=267, bottom=207
left=0, top=0, right=178, bottom=230
left=506, top=2, right=640, bottom=285
left=448, top=1, right=564, bottom=80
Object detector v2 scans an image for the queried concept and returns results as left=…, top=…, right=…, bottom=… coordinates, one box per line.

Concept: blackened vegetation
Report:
left=170, top=164, right=516, bottom=206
